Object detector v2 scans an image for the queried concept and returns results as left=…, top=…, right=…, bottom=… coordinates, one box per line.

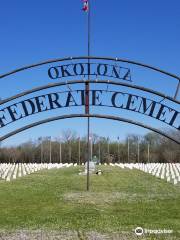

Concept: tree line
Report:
left=0, top=130, right=179, bottom=164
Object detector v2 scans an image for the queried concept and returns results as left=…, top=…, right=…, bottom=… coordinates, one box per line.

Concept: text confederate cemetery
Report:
left=0, top=90, right=179, bottom=130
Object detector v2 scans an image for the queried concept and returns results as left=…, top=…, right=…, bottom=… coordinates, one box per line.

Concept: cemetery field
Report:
left=0, top=165, right=180, bottom=240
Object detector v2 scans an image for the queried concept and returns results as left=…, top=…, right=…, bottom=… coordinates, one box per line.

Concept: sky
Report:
left=0, top=0, right=180, bottom=146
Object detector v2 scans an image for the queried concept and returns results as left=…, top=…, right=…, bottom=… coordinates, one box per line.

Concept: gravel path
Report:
left=0, top=230, right=178, bottom=240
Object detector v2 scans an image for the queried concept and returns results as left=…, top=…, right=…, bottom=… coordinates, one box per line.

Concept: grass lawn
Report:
left=0, top=166, right=179, bottom=239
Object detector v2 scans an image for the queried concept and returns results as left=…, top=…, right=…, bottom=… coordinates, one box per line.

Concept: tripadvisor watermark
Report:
left=134, top=227, right=173, bottom=236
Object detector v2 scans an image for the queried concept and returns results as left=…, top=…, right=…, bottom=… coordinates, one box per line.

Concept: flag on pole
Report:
left=82, top=0, right=89, bottom=12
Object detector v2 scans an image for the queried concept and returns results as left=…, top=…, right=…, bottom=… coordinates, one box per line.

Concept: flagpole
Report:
left=86, top=0, right=91, bottom=191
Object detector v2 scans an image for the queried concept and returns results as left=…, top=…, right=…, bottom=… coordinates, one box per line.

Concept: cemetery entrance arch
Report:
left=0, top=57, right=179, bottom=144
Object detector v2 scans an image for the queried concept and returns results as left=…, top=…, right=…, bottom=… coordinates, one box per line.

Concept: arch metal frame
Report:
left=0, top=56, right=180, bottom=99
left=0, top=80, right=179, bottom=106
left=0, top=57, right=179, bottom=144
left=0, top=114, right=179, bottom=144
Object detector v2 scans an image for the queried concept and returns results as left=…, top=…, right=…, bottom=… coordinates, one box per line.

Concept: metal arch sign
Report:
left=0, top=88, right=179, bottom=131
left=0, top=56, right=179, bottom=144
left=47, top=62, right=131, bottom=82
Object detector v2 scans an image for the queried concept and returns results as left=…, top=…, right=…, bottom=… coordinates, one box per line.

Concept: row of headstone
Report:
left=0, top=163, right=73, bottom=182
left=111, top=163, right=180, bottom=185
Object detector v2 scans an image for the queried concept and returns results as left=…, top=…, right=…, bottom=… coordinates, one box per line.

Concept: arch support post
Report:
left=174, top=81, right=180, bottom=100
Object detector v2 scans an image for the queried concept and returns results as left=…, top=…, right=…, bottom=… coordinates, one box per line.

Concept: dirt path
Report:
left=0, top=230, right=178, bottom=240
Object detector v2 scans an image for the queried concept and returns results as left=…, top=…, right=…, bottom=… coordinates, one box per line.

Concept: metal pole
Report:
left=86, top=0, right=91, bottom=191
left=99, top=141, right=101, bottom=164
left=69, top=140, right=71, bottom=163
left=148, top=144, right=150, bottom=163
left=91, top=134, right=93, bottom=161
left=87, top=120, right=90, bottom=190
left=174, top=81, right=180, bottom=99
left=41, top=138, right=43, bottom=164
left=118, top=137, right=120, bottom=163
left=49, top=137, right=52, bottom=163
left=78, top=137, right=81, bottom=165
left=127, top=137, right=130, bottom=163
left=59, top=140, right=62, bottom=163
left=137, top=138, right=140, bottom=163
left=107, top=138, right=110, bottom=156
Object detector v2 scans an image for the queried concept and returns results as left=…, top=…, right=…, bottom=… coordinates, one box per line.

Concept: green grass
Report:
left=0, top=166, right=179, bottom=239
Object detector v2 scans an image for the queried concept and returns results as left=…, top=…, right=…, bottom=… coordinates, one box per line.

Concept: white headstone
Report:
left=85, top=161, right=96, bottom=173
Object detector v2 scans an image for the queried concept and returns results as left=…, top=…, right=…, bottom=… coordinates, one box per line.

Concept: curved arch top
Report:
left=0, top=80, right=179, bottom=106
left=1, top=56, right=180, bottom=82
left=0, top=57, right=179, bottom=144
left=1, top=56, right=179, bottom=100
